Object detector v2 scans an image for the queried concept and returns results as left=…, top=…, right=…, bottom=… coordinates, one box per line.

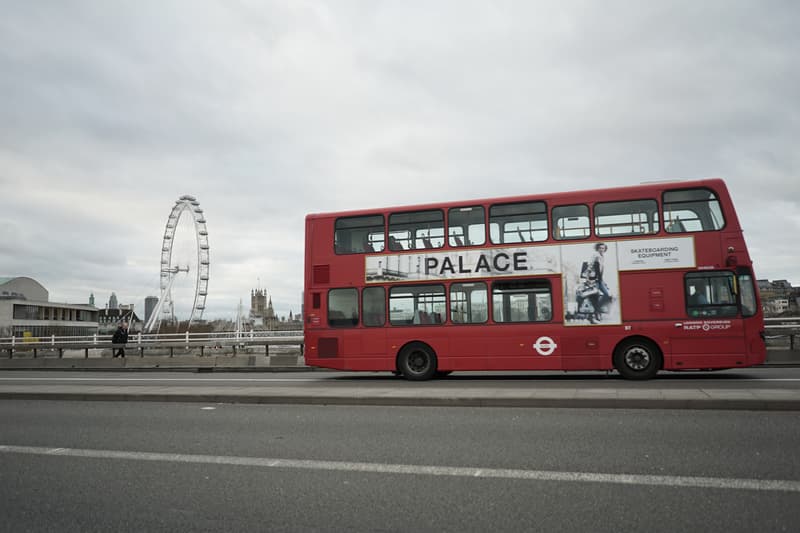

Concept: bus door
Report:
left=486, top=279, right=561, bottom=370
left=670, top=271, right=747, bottom=369
left=447, top=282, right=489, bottom=370
left=734, top=267, right=766, bottom=365
left=360, top=286, right=388, bottom=367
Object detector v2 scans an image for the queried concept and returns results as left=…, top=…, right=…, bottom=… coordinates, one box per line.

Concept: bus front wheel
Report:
left=613, top=338, right=662, bottom=380
left=398, top=343, right=437, bottom=381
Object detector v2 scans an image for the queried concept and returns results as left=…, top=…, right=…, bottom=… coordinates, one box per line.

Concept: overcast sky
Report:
left=1, top=1, right=798, bottom=320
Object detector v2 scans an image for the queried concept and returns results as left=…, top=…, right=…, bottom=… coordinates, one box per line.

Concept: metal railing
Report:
left=764, top=317, right=800, bottom=350
left=1, top=319, right=798, bottom=358
left=0, top=330, right=304, bottom=359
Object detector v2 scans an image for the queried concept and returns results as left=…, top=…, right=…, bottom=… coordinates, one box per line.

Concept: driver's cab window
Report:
left=685, top=272, right=737, bottom=317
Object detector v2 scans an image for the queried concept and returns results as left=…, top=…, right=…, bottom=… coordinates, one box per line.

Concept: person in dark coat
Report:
left=112, top=322, right=129, bottom=358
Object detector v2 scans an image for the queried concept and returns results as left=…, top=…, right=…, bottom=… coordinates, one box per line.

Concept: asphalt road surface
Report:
left=1, top=399, right=799, bottom=532
left=2, top=366, right=800, bottom=390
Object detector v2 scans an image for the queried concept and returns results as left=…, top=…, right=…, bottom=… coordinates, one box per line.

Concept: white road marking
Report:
left=1, top=444, right=798, bottom=493
left=0, top=377, right=321, bottom=382
left=200, top=407, right=216, bottom=410
left=0, top=377, right=799, bottom=383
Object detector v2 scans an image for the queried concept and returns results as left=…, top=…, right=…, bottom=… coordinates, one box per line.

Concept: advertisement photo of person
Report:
left=562, top=242, right=621, bottom=325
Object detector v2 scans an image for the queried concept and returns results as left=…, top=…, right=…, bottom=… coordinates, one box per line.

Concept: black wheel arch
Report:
left=396, top=341, right=438, bottom=381
left=613, top=335, right=664, bottom=379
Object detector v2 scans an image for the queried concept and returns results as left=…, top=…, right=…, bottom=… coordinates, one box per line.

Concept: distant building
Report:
left=247, top=287, right=301, bottom=330
left=144, top=296, right=158, bottom=325
left=250, top=288, right=277, bottom=329
left=98, top=308, right=142, bottom=334
left=108, top=292, right=118, bottom=310
left=766, top=299, right=790, bottom=315
left=0, top=276, right=99, bottom=337
left=757, top=279, right=798, bottom=316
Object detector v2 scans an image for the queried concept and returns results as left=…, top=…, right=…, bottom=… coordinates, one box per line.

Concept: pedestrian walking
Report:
left=112, top=321, right=129, bottom=358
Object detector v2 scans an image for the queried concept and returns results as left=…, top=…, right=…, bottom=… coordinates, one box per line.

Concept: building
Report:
left=0, top=277, right=99, bottom=338
left=144, top=296, right=158, bottom=325
left=98, top=307, right=142, bottom=334
left=246, top=287, right=303, bottom=330
left=765, top=299, right=790, bottom=315
left=249, top=288, right=277, bottom=329
left=757, top=279, right=799, bottom=316
left=757, top=279, right=775, bottom=300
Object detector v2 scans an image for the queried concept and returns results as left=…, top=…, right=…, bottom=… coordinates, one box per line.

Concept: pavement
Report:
left=0, top=349, right=798, bottom=411
left=1, top=381, right=799, bottom=411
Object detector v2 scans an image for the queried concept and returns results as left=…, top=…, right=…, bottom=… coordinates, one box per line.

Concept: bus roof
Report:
left=305, top=177, right=728, bottom=220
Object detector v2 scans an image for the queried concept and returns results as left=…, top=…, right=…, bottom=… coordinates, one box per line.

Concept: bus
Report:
left=303, top=178, right=765, bottom=380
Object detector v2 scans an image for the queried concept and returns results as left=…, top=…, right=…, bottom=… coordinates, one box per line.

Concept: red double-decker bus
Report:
left=303, top=179, right=765, bottom=380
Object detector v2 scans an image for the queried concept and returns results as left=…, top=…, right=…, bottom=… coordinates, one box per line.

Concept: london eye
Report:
left=144, top=195, right=210, bottom=332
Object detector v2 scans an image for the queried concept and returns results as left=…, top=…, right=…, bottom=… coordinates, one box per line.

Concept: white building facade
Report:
left=0, top=277, right=99, bottom=337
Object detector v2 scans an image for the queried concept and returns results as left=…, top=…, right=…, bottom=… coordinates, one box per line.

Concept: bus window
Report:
left=553, top=205, right=590, bottom=240
left=449, top=206, right=485, bottom=247
left=685, top=272, right=737, bottom=317
left=328, top=288, right=359, bottom=327
left=664, top=188, right=725, bottom=233
left=334, top=215, right=385, bottom=254
left=595, top=199, right=659, bottom=237
left=492, top=279, right=552, bottom=323
left=737, top=269, right=757, bottom=318
left=362, top=287, right=386, bottom=327
left=389, top=210, right=444, bottom=251
left=450, top=282, right=488, bottom=323
left=389, top=284, right=446, bottom=325
left=489, top=201, right=547, bottom=244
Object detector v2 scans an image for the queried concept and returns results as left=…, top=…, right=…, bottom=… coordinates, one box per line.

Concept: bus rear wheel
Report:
left=398, top=343, right=437, bottom=381
left=614, top=338, right=662, bottom=380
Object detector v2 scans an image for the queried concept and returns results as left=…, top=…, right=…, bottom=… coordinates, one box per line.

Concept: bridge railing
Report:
left=764, top=317, right=800, bottom=350
left=0, top=330, right=304, bottom=359
left=1, top=319, right=798, bottom=358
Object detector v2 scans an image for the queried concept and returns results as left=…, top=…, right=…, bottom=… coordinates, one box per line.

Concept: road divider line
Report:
left=0, top=377, right=322, bottom=383
left=1, top=444, right=799, bottom=493
left=2, top=377, right=800, bottom=383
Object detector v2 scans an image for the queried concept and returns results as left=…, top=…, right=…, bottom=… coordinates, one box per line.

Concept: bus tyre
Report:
left=614, top=338, right=661, bottom=380
left=398, top=343, right=437, bottom=381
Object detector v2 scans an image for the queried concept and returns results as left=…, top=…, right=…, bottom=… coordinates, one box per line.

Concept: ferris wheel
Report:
left=144, top=195, right=210, bottom=332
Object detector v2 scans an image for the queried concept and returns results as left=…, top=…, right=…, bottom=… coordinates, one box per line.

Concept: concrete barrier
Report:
left=763, top=349, right=799, bottom=365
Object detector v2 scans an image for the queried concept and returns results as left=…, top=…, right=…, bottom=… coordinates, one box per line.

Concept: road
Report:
left=1, top=399, right=799, bottom=532
left=2, top=368, right=800, bottom=411
left=2, top=366, right=800, bottom=388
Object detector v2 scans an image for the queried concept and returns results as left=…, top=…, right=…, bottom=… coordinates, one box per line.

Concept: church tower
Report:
left=250, top=289, right=266, bottom=317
